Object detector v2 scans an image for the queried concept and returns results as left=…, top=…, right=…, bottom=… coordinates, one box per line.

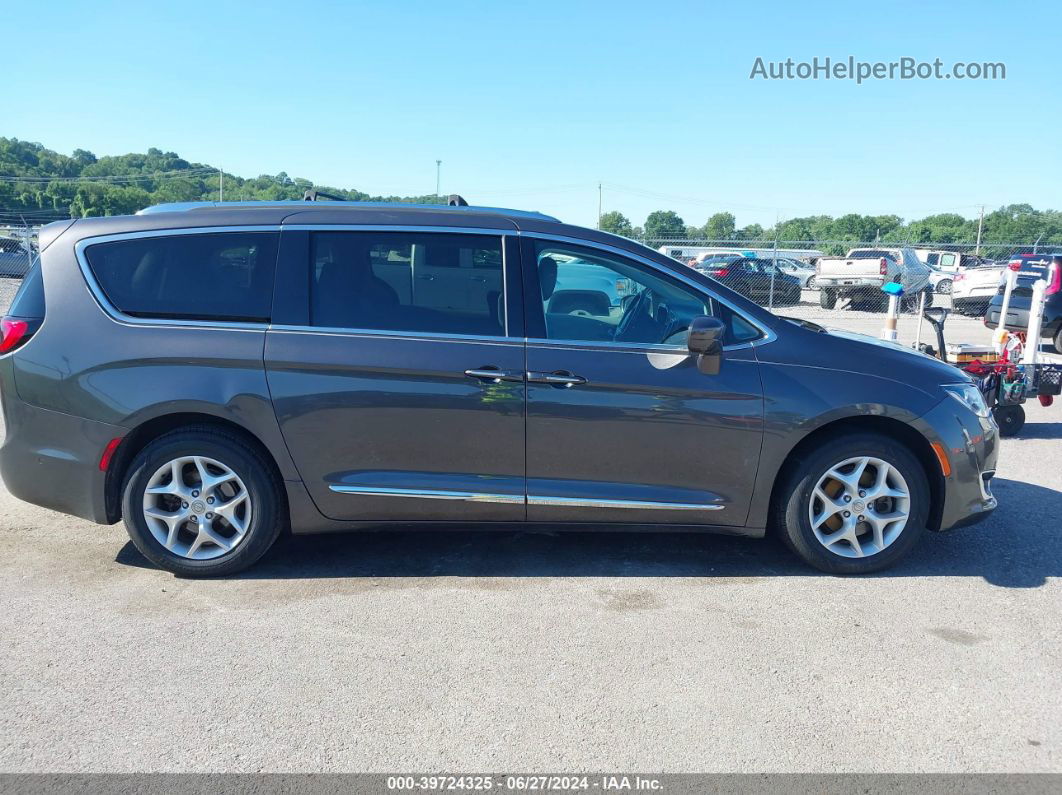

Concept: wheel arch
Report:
left=104, top=411, right=287, bottom=524
left=766, top=415, right=945, bottom=534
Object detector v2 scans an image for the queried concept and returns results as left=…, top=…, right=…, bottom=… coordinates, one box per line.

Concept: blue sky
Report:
left=10, top=0, right=1061, bottom=228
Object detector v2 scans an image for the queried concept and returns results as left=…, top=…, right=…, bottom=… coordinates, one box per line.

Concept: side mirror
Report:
left=687, top=316, right=725, bottom=375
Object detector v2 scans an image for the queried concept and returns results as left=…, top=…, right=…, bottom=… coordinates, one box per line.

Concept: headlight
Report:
left=943, top=383, right=990, bottom=418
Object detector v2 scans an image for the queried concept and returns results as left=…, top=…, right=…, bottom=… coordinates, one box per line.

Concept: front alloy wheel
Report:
left=809, top=456, right=910, bottom=558
left=773, top=432, right=929, bottom=574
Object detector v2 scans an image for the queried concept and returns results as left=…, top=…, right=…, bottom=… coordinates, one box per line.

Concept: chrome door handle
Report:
left=527, top=370, right=588, bottom=387
left=464, top=367, right=524, bottom=383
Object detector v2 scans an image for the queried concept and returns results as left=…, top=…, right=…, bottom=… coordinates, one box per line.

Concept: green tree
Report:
left=702, top=212, right=736, bottom=240
left=643, top=210, right=686, bottom=241
left=736, top=223, right=765, bottom=241
left=598, top=210, right=633, bottom=237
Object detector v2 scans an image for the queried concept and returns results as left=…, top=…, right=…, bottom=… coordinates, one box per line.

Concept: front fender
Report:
left=743, top=359, right=939, bottom=530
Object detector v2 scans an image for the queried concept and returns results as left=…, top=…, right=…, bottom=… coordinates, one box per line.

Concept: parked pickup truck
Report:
left=815, top=247, right=932, bottom=309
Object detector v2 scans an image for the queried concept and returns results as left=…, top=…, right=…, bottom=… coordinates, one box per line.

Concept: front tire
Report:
left=819, top=289, right=836, bottom=309
left=772, top=433, right=929, bottom=574
left=121, top=427, right=285, bottom=576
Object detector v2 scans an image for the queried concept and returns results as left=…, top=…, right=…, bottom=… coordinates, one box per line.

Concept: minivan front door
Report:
left=521, top=238, right=764, bottom=527
left=265, top=229, right=526, bottom=522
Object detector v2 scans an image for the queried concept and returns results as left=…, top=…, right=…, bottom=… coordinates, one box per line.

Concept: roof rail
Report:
left=136, top=200, right=560, bottom=222
left=302, top=189, right=347, bottom=202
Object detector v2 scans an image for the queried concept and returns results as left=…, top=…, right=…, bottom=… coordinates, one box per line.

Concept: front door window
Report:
left=532, top=241, right=761, bottom=347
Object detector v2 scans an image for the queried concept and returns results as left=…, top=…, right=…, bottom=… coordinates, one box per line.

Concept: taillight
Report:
left=713, top=268, right=729, bottom=278
left=0, top=316, right=38, bottom=354
left=1047, top=261, right=1061, bottom=296
left=953, top=273, right=965, bottom=282
left=879, top=257, right=888, bottom=275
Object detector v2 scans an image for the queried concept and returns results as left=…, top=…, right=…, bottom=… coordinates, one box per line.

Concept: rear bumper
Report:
left=817, top=278, right=883, bottom=290
left=983, top=296, right=1060, bottom=337
left=984, top=301, right=1030, bottom=332
left=915, top=398, right=999, bottom=532
left=0, top=390, right=122, bottom=525
left=953, top=286, right=999, bottom=300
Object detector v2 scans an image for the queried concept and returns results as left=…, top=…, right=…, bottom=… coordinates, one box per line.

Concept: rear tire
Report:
left=819, top=289, right=836, bottom=309
left=121, top=427, right=285, bottom=577
left=993, top=404, right=1025, bottom=437
left=1053, top=326, right=1062, bottom=355
left=937, top=279, right=953, bottom=295
left=771, top=433, right=929, bottom=574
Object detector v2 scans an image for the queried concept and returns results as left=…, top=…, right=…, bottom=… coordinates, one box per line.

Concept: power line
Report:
left=0, top=167, right=218, bottom=184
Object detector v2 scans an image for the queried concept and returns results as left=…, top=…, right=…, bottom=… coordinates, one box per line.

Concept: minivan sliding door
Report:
left=264, top=229, right=527, bottom=522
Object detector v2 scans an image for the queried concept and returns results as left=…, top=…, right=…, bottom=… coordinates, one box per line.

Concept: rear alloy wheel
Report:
left=122, top=428, right=284, bottom=576
left=806, top=276, right=817, bottom=290
left=773, top=433, right=929, bottom=574
left=141, top=455, right=251, bottom=560
left=937, top=279, right=953, bottom=295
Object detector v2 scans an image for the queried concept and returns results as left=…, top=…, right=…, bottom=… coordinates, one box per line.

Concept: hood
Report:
left=821, top=326, right=972, bottom=387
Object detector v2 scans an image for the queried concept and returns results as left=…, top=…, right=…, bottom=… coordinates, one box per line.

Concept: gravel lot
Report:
left=0, top=282, right=1059, bottom=773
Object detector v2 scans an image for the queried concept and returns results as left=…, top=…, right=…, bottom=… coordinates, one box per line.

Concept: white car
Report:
left=927, top=267, right=956, bottom=294
left=951, top=263, right=1005, bottom=316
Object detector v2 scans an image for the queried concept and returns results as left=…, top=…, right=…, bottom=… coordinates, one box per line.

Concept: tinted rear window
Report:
left=848, top=249, right=895, bottom=260
left=83, top=232, right=280, bottom=322
left=8, top=260, right=45, bottom=318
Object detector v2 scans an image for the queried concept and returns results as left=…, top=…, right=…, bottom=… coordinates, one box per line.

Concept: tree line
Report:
left=3, top=138, right=1061, bottom=249
left=603, top=206, right=1062, bottom=249
left=0, top=138, right=443, bottom=220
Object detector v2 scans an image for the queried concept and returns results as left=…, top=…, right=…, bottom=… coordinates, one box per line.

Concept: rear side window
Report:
left=309, top=231, right=505, bottom=336
left=8, top=260, right=45, bottom=318
left=83, top=232, right=280, bottom=322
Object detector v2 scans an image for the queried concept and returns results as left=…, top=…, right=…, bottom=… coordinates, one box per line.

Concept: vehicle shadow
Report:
left=114, top=478, right=1060, bottom=588
left=1014, top=420, right=1062, bottom=440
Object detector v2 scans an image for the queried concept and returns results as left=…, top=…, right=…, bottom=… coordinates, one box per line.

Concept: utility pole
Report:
left=975, top=205, right=985, bottom=255
left=597, top=182, right=602, bottom=228
left=219, top=168, right=223, bottom=202
left=435, top=160, right=442, bottom=196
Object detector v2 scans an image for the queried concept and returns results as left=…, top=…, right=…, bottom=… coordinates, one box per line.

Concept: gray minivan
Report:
left=0, top=201, right=998, bottom=576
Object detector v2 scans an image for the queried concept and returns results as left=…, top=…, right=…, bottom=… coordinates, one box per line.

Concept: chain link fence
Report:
left=0, top=219, right=39, bottom=279
left=647, top=238, right=1058, bottom=330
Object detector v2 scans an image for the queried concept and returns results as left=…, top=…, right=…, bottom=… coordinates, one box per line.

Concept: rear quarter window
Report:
left=83, top=232, right=280, bottom=322
left=8, top=260, right=45, bottom=318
